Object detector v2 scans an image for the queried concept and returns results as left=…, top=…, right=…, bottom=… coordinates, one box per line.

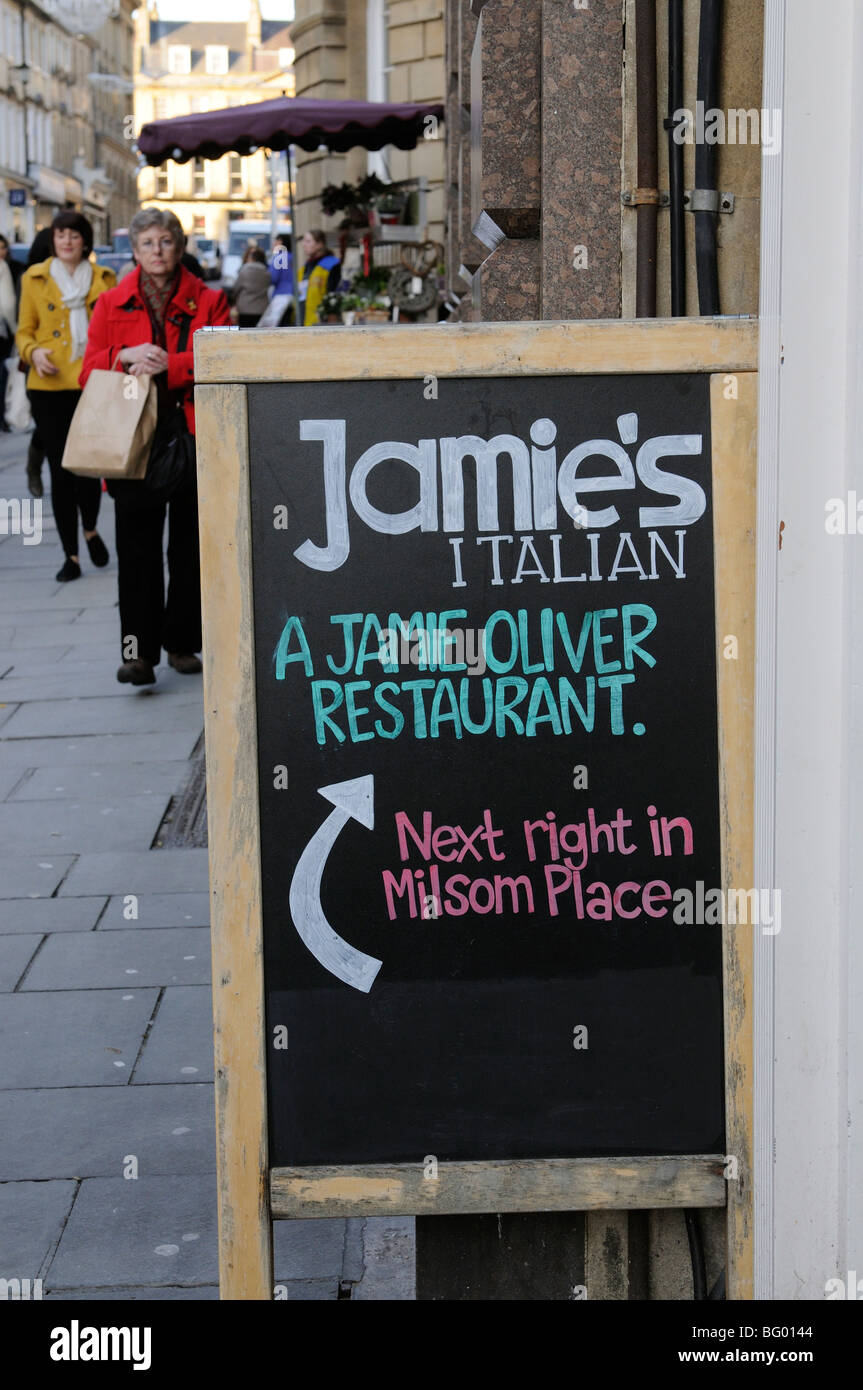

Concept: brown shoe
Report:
left=168, top=652, right=202, bottom=675
left=117, top=659, right=156, bottom=686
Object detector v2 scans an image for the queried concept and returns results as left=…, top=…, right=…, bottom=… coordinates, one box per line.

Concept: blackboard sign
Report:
left=194, top=320, right=757, bottom=1298
left=251, top=372, right=723, bottom=1165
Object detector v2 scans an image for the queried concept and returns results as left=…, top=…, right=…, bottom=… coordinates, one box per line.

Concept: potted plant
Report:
left=317, top=291, right=344, bottom=325
left=339, top=293, right=363, bottom=325
left=320, top=175, right=390, bottom=229
left=357, top=296, right=392, bottom=324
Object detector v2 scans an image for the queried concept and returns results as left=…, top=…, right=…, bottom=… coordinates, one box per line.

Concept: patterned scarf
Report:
left=139, top=266, right=181, bottom=345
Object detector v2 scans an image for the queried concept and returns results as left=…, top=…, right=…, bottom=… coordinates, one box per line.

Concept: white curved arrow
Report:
left=288, top=775, right=382, bottom=993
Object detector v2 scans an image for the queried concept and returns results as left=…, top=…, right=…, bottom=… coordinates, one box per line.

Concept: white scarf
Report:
left=50, top=257, right=93, bottom=362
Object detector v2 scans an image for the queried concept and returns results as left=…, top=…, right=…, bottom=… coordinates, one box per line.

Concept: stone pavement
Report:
left=0, top=426, right=414, bottom=1300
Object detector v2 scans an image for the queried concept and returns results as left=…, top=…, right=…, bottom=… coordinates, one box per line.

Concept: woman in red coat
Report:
left=80, top=208, right=230, bottom=686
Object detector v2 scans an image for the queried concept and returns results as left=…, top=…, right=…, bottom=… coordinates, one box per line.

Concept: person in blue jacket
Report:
left=269, top=235, right=293, bottom=295
left=269, top=236, right=294, bottom=325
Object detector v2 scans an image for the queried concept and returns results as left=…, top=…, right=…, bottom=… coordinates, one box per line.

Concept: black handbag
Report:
left=144, top=312, right=197, bottom=502
left=145, top=401, right=196, bottom=501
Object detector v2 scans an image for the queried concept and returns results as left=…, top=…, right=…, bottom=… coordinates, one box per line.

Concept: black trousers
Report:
left=28, top=389, right=101, bottom=559
left=112, top=483, right=202, bottom=666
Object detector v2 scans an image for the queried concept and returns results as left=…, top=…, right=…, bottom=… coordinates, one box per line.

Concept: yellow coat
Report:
left=16, top=258, right=117, bottom=391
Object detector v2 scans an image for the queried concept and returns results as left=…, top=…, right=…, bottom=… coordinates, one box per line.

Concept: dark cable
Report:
left=684, top=1208, right=708, bottom=1301
left=694, top=0, right=723, bottom=314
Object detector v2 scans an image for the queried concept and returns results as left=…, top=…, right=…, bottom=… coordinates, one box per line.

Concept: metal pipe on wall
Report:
left=667, top=0, right=686, bottom=314
left=695, top=0, right=723, bottom=314
left=635, top=0, right=659, bottom=317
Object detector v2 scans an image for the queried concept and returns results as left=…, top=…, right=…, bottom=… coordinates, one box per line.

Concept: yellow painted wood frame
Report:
left=194, top=319, right=757, bottom=1301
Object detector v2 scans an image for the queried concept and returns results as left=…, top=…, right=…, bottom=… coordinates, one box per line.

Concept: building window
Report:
left=278, top=47, right=293, bottom=68
left=154, top=94, right=170, bottom=120
left=168, top=45, right=191, bottom=75
left=193, top=157, right=207, bottom=197
left=205, top=45, right=228, bottom=75
left=229, top=154, right=243, bottom=196
left=156, top=163, right=170, bottom=197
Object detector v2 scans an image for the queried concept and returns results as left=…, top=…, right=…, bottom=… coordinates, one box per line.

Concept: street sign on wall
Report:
left=194, top=318, right=757, bottom=1299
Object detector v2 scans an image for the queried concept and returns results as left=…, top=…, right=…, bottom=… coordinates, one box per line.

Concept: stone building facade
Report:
left=447, top=0, right=763, bottom=322
left=133, top=0, right=295, bottom=245
left=289, top=0, right=445, bottom=246
left=0, top=0, right=138, bottom=245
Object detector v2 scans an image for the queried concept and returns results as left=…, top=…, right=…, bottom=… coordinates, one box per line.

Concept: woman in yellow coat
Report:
left=16, top=211, right=116, bottom=582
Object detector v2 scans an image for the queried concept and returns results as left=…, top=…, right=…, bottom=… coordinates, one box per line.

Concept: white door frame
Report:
left=756, top=0, right=863, bottom=1300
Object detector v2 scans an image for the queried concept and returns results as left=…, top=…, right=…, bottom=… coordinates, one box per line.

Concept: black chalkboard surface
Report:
left=249, top=373, right=724, bottom=1168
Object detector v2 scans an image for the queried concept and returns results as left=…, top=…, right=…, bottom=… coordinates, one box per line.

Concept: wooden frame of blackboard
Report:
left=195, top=318, right=757, bottom=1301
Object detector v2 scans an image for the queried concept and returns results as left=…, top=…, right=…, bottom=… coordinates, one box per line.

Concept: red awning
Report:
left=137, top=96, right=445, bottom=166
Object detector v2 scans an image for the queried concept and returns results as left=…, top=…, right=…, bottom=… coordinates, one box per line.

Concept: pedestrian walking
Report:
left=80, top=207, right=230, bottom=687
left=268, top=235, right=294, bottom=327
left=229, top=246, right=271, bottom=326
left=0, top=232, right=23, bottom=296
left=297, top=230, right=340, bottom=327
left=15, top=212, right=116, bottom=580
left=20, top=229, right=58, bottom=497
left=0, top=238, right=17, bottom=433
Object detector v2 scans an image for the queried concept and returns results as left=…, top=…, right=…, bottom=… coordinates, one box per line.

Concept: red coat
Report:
left=79, top=264, right=230, bottom=435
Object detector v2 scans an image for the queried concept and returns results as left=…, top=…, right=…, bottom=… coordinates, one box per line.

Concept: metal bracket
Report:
left=684, top=189, right=735, bottom=213
left=621, top=189, right=671, bottom=207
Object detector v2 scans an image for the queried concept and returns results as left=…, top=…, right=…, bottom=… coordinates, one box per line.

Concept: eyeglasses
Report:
left=137, top=237, right=175, bottom=252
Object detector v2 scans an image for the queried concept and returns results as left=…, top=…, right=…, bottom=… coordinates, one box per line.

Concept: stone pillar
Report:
left=445, top=0, right=485, bottom=314
left=289, top=0, right=349, bottom=241
left=468, top=0, right=541, bottom=320
left=444, top=0, right=624, bottom=321
left=540, top=0, right=622, bottom=318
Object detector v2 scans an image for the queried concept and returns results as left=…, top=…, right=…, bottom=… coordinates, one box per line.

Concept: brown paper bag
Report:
left=61, top=359, right=158, bottom=480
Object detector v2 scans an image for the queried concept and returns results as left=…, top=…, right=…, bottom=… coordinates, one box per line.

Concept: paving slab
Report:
left=0, top=988, right=158, bottom=1088
left=0, top=766, right=26, bottom=800
left=0, top=1084, right=215, bottom=1180
left=274, top=1278, right=339, bottom=1300
left=70, top=606, right=120, bottom=624
left=132, top=986, right=213, bottom=1084
left=46, top=1175, right=218, bottom=1290
left=0, top=611, right=80, bottom=631
left=0, top=597, right=80, bottom=614
left=0, top=703, right=20, bottom=730
left=0, top=731, right=201, bottom=766
left=272, top=1218, right=348, bottom=1282
left=59, top=849, right=209, bottom=897
left=0, top=545, right=60, bottom=568
left=353, top=1217, right=416, bottom=1300
left=45, top=1283, right=219, bottom=1300
left=7, top=624, right=120, bottom=649
left=0, top=796, right=168, bottom=854
left=0, top=674, right=205, bottom=703
left=0, top=855, right=74, bottom=899
left=100, top=892, right=210, bottom=930
left=0, top=1180, right=78, bottom=1277
left=0, top=674, right=166, bottom=703
left=0, top=646, right=72, bottom=669
left=1, top=696, right=203, bottom=738
left=10, top=762, right=187, bottom=802
left=0, top=581, right=63, bottom=604
left=0, top=934, right=42, bottom=991
left=23, top=928, right=211, bottom=991
left=51, top=586, right=119, bottom=609
left=0, top=897, right=106, bottom=935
